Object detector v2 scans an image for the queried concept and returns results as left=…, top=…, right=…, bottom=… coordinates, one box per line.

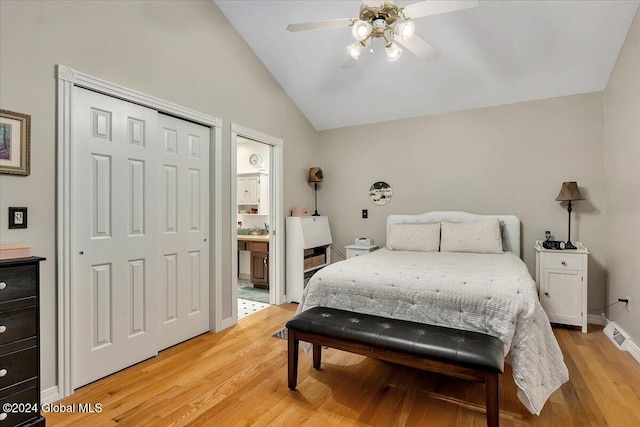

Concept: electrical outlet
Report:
left=618, top=296, right=631, bottom=311
left=362, top=209, right=368, bottom=219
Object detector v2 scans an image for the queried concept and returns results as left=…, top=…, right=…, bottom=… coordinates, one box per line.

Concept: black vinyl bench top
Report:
left=286, top=306, right=504, bottom=373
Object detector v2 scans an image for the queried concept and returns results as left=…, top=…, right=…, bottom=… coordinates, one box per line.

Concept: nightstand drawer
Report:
left=0, top=346, right=38, bottom=391
left=345, top=244, right=378, bottom=259
left=0, top=305, right=37, bottom=345
left=543, top=253, right=582, bottom=270
left=0, top=264, right=37, bottom=303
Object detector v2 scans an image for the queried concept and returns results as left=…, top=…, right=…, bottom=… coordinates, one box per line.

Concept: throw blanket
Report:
left=298, top=249, right=569, bottom=415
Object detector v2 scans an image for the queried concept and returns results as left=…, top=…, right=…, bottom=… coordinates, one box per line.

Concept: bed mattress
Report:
left=298, top=248, right=569, bottom=415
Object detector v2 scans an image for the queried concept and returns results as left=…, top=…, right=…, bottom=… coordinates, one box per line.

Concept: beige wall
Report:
left=317, top=92, right=607, bottom=315
left=0, top=0, right=318, bottom=391
left=604, top=9, right=640, bottom=344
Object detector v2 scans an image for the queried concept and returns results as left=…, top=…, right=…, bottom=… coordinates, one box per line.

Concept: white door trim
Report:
left=56, top=65, right=223, bottom=399
left=230, top=123, right=284, bottom=325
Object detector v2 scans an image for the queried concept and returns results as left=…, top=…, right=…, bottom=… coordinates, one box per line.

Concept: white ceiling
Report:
left=215, top=1, right=639, bottom=131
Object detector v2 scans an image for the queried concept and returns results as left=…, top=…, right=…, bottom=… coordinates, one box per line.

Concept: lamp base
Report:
left=312, top=211, right=320, bottom=217
left=565, top=241, right=577, bottom=250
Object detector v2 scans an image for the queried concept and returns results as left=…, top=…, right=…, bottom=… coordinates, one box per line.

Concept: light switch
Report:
left=8, top=207, right=28, bottom=229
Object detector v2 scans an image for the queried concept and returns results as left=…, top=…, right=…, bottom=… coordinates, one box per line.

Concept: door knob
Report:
left=561, top=261, right=567, bottom=266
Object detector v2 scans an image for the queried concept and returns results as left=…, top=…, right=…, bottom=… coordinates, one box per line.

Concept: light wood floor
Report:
left=47, top=303, right=640, bottom=426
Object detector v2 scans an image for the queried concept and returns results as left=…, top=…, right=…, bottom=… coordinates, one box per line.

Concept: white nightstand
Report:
left=535, top=240, right=589, bottom=333
left=345, top=244, right=378, bottom=259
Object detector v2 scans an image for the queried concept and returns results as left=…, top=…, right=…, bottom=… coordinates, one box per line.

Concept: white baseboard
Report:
left=41, top=386, right=61, bottom=404
left=587, top=313, right=606, bottom=325
left=220, top=316, right=235, bottom=330
left=628, top=338, right=640, bottom=365
left=602, top=317, right=640, bottom=366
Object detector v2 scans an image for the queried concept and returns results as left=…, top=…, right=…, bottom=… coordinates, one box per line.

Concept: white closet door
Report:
left=72, top=87, right=160, bottom=388
left=157, top=113, right=210, bottom=349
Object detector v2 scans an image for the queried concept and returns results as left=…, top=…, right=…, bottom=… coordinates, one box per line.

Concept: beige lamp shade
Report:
left=555, top=181, right=584, bottom=201
left=308, top=167, right=324, bottom=183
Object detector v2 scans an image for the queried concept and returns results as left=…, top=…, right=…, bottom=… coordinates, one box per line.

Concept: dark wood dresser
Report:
left=0, top=257, right=45, bottom=426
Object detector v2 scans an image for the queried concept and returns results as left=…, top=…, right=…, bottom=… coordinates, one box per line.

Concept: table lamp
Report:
left=555, top=181, right=585, bottom=250
left=308, top=167, right=323, bottom=216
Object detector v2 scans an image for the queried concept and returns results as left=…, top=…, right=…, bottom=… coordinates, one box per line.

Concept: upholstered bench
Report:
left=286, top=307, right=505, bottom=427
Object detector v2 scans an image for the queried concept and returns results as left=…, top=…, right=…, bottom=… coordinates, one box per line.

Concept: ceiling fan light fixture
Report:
left=347, top=41, right=365, bottom=60
left=352, top=20, right=373, bottom=41
left=385, top=41, right=403, bottom=62
left=396, top=20, right=415, bottom=42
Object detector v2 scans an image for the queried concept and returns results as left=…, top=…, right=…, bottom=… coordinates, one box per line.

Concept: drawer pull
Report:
left=0, top=325, right=6, bottom=333
left=0, top=413, right=6, bottom=421
left=544, top=292, right=550, bottom=297
left=0, top=369, right=6, bottom=377
left=561, top=261, right=567, bottom=266
left=0, top=282, right=6, bottom=290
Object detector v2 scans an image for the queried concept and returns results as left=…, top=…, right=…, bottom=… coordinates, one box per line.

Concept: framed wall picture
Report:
left=369, top=181, right=392, bottom=206
left=0, top=109, right=31, bottom=176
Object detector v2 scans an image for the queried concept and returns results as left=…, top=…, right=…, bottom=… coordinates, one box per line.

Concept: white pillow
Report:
left=440, top=219, right=503, bottom=254
left=387, top=223, right=441, bottom=252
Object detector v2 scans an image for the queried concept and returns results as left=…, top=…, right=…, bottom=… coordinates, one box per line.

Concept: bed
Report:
left=297, top=211, right=569, bottom=415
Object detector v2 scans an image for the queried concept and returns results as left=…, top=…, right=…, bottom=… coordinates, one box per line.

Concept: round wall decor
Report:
left=249, top=153, right=262, bottom=167
left=369, top=181, right=392, bottom=205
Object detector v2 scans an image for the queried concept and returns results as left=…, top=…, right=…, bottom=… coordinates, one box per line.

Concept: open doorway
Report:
left=230, top=123, right=284, bottom=324
left=236, top=137, right=271, bottom=318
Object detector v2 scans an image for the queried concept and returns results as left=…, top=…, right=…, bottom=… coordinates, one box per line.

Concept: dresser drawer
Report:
left=248, top=241, right=268, bottom=252
left=0, top=383, right=40, bottom=426
left=0, top=346, right=37, bottom=392
left=543, top=253, right=583, bottom=270
left=0, top=264, right=37, bottom=303
left=0, top=306, right=37, bottom=346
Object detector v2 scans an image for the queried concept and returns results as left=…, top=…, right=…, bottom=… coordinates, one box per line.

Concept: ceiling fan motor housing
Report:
left=360, top=1, right=401, bottom=31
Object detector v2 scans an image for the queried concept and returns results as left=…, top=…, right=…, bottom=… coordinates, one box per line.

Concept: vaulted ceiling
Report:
left=215, top=1, right=639, bottom=130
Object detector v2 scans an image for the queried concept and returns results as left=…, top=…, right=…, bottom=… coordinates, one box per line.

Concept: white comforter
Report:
left=298, top=248, right=569, bottom=415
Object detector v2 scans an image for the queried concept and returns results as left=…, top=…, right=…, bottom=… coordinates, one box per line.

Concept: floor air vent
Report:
left=604, top=322, right=629, bottom=350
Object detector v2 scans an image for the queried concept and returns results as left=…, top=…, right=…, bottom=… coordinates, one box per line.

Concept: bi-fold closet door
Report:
left=71, top=87, right=210, bottom=388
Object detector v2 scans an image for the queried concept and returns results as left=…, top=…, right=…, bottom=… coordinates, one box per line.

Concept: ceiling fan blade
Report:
left=394, top=34, right=440, bottom=60
left=402, top=0, right=479, bottom=20
left=287, top=18, right=354, bottom=32
left=341, top=54, right=358, bottom=69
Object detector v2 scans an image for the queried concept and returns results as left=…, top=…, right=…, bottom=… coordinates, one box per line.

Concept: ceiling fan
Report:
left=287, top=0, right=479, bottom=68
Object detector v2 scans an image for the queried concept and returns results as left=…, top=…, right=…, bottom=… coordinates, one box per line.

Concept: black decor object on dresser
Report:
left=0, top=257, right=45, bottom=426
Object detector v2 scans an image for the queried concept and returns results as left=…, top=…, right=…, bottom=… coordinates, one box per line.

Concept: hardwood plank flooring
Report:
left=46, top=304, right=640, bottom=426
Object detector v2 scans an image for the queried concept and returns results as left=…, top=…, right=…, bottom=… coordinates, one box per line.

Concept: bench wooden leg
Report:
left=288, top=329, right=299, bottom=390
left=313, top=343, right=322, bottom=369
left=485, top=372, right=500, bottom=427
